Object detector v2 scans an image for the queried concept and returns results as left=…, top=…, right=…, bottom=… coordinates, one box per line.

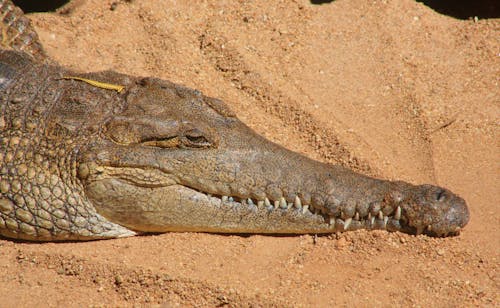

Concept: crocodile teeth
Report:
left=368, top=212, right=372, bottom=220
left=287, top=203, right=293, bottom=209
left=329, top=217, right=336, bottom=226
left=354, top=212, right=360, bottom=221
left=222, top=196, right=228, bottom=203
left=228, top=196, right=234, bottom=202
left=383, top=216, right=388, bottom=227
left=294, top=196, right=302, bottom=208
left=264, top=198, right=271, bottom=207
left=257, top=200, right=264, bottom=208
left=370, top=216, right=375, bottom=225
left=344, top=218, right=352, bottom=230
left=427, top=225, right=432, bottom=232
left=302, top=205, right=309, bottom=214
left=274, top=200, right=279, bottom=209
left=394, top=206, right=401, bottom=220
left=378, top=211, right=384, bottom=220
left=280, top=197, right=287, bottom=208
left=247, top=198, right=254, bottom=205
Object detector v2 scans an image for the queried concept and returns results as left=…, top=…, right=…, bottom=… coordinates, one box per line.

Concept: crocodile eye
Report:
left=186, top=135, right=208, bottom=144
left=183, top=129, right=211, bottom=148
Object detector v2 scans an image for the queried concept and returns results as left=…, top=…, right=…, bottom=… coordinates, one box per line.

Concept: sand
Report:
left=0, top=0, right=498, bottom=306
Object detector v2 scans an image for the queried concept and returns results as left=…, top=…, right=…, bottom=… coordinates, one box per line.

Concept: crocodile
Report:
left=0, top=0, right=469, bottom=241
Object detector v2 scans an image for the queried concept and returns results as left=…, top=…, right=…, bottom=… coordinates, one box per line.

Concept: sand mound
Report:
left=1, top=0, right=498, bottom=306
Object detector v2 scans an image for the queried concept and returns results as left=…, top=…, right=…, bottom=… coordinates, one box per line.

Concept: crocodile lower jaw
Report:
left=190, top=190, right=462, bottom=236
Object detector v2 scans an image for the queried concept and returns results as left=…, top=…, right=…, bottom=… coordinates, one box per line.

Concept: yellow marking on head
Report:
left=62, top=76, right=125, bottom=93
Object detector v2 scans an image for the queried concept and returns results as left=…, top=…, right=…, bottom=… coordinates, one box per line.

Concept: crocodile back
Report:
left=0, top=0, right=47, bottom=61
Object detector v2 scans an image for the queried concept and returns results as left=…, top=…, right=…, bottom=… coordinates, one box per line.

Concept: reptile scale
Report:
left=0, top=0, right=469, bottom=241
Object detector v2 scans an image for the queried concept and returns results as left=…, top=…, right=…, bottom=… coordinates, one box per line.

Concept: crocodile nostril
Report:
left=436, top=189, right=447, bottom=202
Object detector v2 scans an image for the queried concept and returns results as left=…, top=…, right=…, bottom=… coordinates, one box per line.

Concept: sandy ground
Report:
left=1, top=0, right=499, bottom=306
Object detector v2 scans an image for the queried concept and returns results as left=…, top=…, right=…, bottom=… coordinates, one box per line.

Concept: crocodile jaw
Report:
left=81, top=149, right=469, bottom=236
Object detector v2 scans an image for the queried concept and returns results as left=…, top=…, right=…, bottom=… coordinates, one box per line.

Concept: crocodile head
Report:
left=76, top=76, right=469, bottom=237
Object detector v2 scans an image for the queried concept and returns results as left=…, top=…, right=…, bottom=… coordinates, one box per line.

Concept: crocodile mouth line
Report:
left=179, top=186, right=462, bottom=236
left=175, top=185, right=420, bottom=234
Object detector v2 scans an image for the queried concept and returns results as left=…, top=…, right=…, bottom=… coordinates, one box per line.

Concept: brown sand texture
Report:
left=1, top=0, right=498, bottom=306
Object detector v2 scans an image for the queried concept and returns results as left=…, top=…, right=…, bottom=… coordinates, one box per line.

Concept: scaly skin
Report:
left=0, top=1, right=469, bottom=241
left=0, top=0, right=46, bottom=61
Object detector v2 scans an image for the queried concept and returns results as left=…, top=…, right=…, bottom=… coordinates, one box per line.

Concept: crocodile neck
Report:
left=0, top=51, right=135, bottom=240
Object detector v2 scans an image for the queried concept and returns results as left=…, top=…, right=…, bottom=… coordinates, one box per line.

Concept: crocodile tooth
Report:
left=280, top=197, right=287, bottom=209
left=344, top=218, right=352, bottom=230
left=247, top=198, right=254, bottom=205
left=394, top=206, right=401, bottom=220
left=228, top=197, right=234, bottom=202
left=427, top=225, right=432, bottom=232
left=416, top=226, right=424, bottom=235
left=354, top=212, right=360, bottom=221
left=287, top=203, right=293, bottom=209
left=274, top=200, right=279, bottom=209
left=207, top=193, right=212, bottom=198
left=294, top=196, right=302, bottom=208
left=329, top=217, right=335, bottom=226
left=370, top=216, right=375, bottom=225
left=378, top=211, right=384, bottom=220
left=302, top=205, right=309, bottom=214
left=222, top=196, right=228, bottom=203
left=368, top=212, right=372, bottom=220
left=383, top=216, right=388, bottom=227
left=257, top=200, right=264, bottom=208
left=264, top=198, right=271, bottom=207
